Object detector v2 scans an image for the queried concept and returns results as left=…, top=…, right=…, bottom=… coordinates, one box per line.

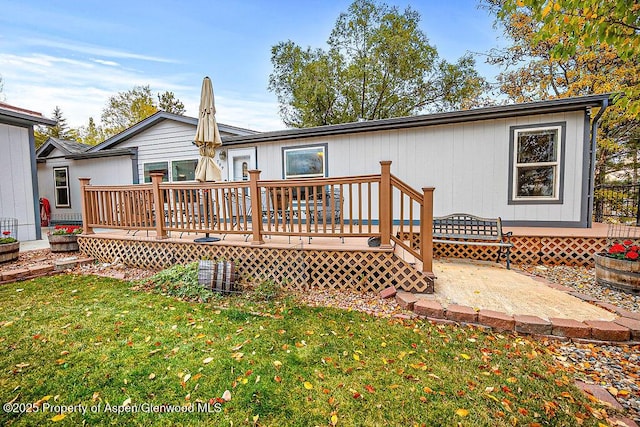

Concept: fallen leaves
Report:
left=455, top=408, right=469, bottom=417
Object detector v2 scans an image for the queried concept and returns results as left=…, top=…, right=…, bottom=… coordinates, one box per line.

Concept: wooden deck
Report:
left=79, top=227, right=435, bottom=294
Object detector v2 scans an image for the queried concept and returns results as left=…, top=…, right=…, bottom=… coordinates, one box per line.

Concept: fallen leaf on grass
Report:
left=455, top=409, right=469, bottom=417
left=122, top=398, right=131, bottom=406
left=222, top=390, right=231, bottom=402
left=51, top=414, right=66, bottom=422
left=304, top=382, right=313, bottom=390
left=330, top=414, right=338, bottom=425
left=203, top=357, right=214, bottom=364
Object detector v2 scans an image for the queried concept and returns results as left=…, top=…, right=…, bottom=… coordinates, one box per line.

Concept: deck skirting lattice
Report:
left=398, top=232, right=607, bottom=267
left=78, top=236, right=433, bottom=293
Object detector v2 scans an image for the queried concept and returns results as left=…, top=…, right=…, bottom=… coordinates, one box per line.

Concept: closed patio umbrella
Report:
left=194, top=76, right=223, bottom=242
left=194, top=76, right=223, bottom=182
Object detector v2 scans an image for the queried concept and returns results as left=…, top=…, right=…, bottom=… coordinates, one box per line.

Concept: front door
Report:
left=227, top=148, right=256, bottom=181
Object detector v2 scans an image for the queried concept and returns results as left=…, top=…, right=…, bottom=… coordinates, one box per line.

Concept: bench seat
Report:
left=433, top=213, right=513, bottom=269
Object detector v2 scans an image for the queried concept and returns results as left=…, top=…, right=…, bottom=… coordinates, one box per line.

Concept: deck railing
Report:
left=79, top=161, right=434, bottom=273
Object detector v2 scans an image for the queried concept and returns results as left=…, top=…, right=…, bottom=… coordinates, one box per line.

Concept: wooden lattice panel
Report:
left=540, top=237, right=607, bottom=267
left=510, top=236, right=542, bottom=265
left=79, top=236, right=432, bottom=293
left=396, top=232, right=607, bottom=267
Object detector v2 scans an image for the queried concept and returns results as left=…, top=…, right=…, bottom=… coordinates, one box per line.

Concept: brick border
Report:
left=396, top=294, right=640, bottom=344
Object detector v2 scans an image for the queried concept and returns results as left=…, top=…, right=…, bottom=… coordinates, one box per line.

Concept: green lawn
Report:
left=0, top=274, right=614, bottom=426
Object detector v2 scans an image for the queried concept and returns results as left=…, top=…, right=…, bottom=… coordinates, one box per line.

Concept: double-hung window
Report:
left=53, top=166, right=71, bottom=208
left=509, top=123, right=565, bottom=204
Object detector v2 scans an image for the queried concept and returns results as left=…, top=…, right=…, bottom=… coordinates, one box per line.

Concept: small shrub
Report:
left=143, top=262, right=219, bottom=303
left=251, top=279, right=281, bottom=301
left=0, top=237, right=17, bottom=244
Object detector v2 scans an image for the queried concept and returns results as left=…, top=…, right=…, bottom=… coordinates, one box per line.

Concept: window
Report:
left=282, top=144, right=327, bottom=179
left=171, top=159, right=198, bottom=182
left=143, top=162, right=169, bottom=183
left=509, top=123, right=565, bottom=204
left=53, top=167, right=71, bottom=208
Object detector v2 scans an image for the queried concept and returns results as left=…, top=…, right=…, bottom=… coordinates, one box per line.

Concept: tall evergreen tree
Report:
left=158, top=91, right=186, bottom=115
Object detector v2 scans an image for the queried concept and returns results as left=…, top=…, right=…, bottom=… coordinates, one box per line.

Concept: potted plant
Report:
left=48, top=225, right=82, bottom=252
left=594, top=239, right=640, bottom=293
left=0, top=230, right=19, bottom=263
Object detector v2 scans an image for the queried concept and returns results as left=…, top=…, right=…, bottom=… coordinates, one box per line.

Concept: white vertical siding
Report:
left=37, top=156, right=133, bottom=221
left=0, top=124, right=37, bottom=240
left=227, top=111, right=587, bottom=224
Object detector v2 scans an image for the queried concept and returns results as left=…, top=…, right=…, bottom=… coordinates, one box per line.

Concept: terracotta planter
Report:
left=48, top=234, right=79, bottom=252
left=0, top=241, right=20, bottom=263
left=594, top=253, right=640, bottom=293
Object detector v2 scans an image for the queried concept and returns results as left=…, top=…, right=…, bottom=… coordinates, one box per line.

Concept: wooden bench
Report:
left=432, top=213, right=514, bottom=269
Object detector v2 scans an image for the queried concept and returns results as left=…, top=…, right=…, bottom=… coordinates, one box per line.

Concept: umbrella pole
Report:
left=194, top=189, right=220, bottom=243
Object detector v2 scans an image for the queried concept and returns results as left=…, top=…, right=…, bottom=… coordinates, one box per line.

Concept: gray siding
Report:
left=225, top=111, right=587, bottom=224
left=0, top=123, right=37, bottom=240
left=115, top=120, right=227, bottom=180
left=37, top=156, right=133, bottom=222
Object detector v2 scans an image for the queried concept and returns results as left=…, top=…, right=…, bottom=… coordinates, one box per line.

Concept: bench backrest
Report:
left=433, top=213, right=503, bottom=241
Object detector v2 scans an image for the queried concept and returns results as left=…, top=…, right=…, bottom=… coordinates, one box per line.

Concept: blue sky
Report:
left=0, top=0, right=505, bottom=131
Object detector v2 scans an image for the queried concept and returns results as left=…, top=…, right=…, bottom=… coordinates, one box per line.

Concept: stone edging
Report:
left=379, top=285, right=640, bottom=344
left=0, top=257, right=95, bottom=285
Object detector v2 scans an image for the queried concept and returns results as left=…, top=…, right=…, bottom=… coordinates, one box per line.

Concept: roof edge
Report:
left=224, top=94, right=612, bottom=144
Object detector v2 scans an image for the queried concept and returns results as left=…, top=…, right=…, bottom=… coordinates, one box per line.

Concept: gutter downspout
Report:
left=587, top=98, right=609, bottom=227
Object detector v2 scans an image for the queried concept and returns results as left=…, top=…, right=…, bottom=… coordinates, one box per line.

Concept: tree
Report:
left=77, top=117, right=105, bottom=146
left=34, top=106, right=78, bottom=148
left=158, top=91, right=185, bottom=115
left=101, top=85, right=158, bottom=136
left=269, top=0, right=488, bottom=127
left=484, top=0, right=640, bottom=185
left=495, top=0, right=640, bottom=114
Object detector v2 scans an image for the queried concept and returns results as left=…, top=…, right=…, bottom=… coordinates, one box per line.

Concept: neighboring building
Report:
left=36, top=111, right=257, bottom=224
left=0, top=102, right=56, bottom=240
left=222, top=94, right=611, bottom=228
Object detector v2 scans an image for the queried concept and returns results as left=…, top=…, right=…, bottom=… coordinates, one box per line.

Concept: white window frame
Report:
left=509, top=123, right=565, bottom=205
left=282, top=144, right=328, bottom=180
left=171, top=158, right=199, bottom=182
left=142, top=161, right=169, bottom=183
left=53, top=166, right=71, bottom=208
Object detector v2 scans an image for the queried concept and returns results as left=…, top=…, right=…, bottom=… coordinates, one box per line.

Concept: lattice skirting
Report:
left=397, top=232, right=607, bottom=267
left=78, top=236, right=433, bottom=293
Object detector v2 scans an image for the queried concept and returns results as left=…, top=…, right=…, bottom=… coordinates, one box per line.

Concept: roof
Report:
left=36, top=137, right=92, bottom=159
left=0, top=102, right=56, bottom=127
left=89, top=111, right=258, bottom=152
left=223, top=94, right=612, bottom=145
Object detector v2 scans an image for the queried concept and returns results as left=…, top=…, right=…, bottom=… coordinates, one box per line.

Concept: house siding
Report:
left=114, top=120, right=228, bottom=181
left=225, top=111, right=587, bottom=225
left=0, top=123, right=38, bottom=240
left=37, top=156, right=133, bottom=223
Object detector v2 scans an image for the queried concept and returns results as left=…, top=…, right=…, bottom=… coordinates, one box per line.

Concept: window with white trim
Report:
left=509, top=124, right=564, bottom=204
left=282, top=144, right=327, bottom=179
left=143, top=162, right=169, bottom=183
left=171, top=159, right=198, bottom=182
left=53, top=167, right=71, bottom=208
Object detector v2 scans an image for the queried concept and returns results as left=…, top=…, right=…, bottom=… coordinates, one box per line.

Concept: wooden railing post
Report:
left=421, top=187, right=435, bottom=273
left=248, top=170, right=264, bottom=245
left=79, top=177, right=94, bottom=235
left=379, top=161, right=392, bottom=249
left=150, top=173, right=167, bottom=239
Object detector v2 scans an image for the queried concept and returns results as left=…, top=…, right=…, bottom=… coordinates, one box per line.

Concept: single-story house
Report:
left=221, top=94, right=611, bottom=228
left=36, top=111, right=257, bottom=224
left=38, top=94, right=610, bottom=228
left=0, top=102, right=56, bottom=241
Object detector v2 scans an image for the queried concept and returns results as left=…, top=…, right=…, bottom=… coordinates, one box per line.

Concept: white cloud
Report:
left=92, top=59, right=120, bottom=67
left=21, top=37, right=179, bottom=64
left=0, top=51, right=284, bottom=132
